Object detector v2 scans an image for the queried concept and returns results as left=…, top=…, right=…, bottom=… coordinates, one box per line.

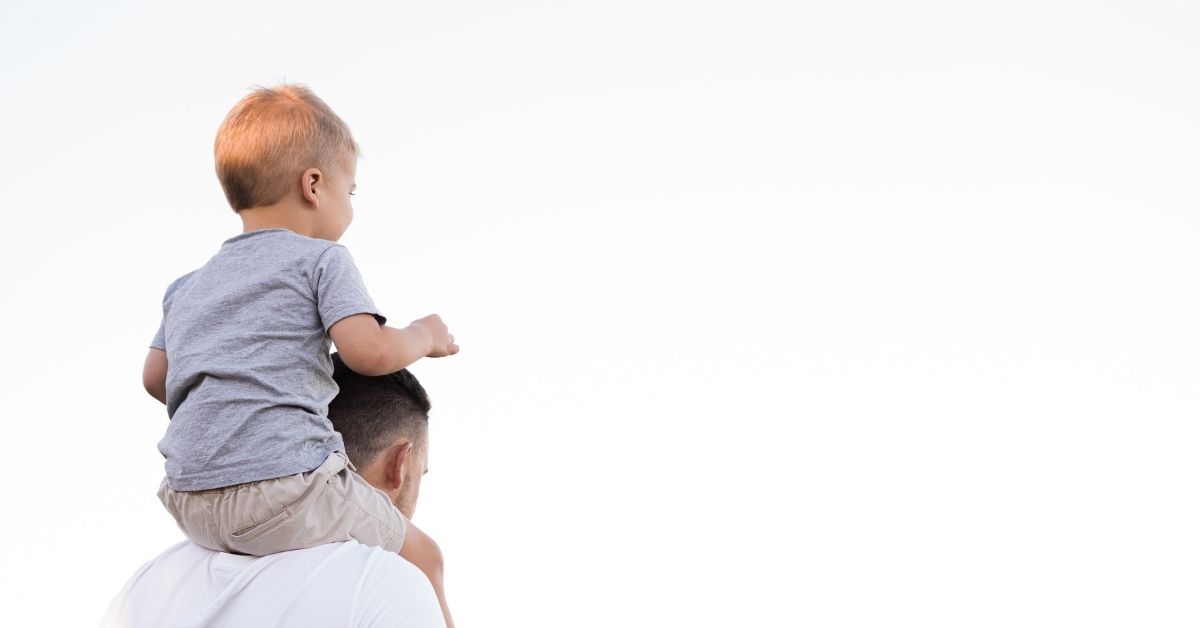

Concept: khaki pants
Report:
left=158, top=452, right=407, bottom=556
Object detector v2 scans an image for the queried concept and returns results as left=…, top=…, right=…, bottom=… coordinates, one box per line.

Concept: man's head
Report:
left=329, top=353, right=431, bottom=519
left=214, top=84, right=359, bottom=237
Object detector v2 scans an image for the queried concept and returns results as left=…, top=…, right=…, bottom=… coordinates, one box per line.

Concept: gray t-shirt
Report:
left=151, top=229, right=384, bottom=491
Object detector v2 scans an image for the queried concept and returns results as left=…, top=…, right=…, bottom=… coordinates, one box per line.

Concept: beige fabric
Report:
left=158, top=452, right=407, bottom=556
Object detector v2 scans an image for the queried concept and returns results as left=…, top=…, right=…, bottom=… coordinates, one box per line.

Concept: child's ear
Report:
left=300, top=167, right=322, bottom=206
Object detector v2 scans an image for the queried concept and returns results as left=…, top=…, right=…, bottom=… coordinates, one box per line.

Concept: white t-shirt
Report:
left=101, top=541, right=445, bottom=628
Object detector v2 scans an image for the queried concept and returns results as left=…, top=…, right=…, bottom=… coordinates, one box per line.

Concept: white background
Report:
left=1, top=1, right=1197, bottom=626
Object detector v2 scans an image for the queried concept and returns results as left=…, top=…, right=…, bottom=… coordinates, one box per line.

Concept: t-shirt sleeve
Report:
left=150, top=272, right=194, bottom=350
left=150, top=319, right=166, bottom=350
left=313, top=245, right=387, bottom=331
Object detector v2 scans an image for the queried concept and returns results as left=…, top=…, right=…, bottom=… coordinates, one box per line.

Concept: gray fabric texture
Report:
left=151, top=229, right=385, bottom=491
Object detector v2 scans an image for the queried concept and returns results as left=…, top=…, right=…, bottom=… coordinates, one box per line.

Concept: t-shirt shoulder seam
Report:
left=163, top=269, right=199, bottom=305
left=309, top=242, right=348, bottom=293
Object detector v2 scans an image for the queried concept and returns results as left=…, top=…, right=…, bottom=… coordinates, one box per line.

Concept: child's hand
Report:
left=411, top=314, right=459, bottom=357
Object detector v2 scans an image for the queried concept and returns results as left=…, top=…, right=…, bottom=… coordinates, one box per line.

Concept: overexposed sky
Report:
left=2, top=1, right=1198, bottom=626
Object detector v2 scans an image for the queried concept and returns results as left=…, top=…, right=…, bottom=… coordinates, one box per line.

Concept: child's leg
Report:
left=399, top=520, right=454, bottom=628
left=203, top=454, right=372, bottom=556
left=167, top=453, right=399, bottom=556
left=157, top=477, right=223, bottom=551
left=164, top=453, right=454, bottom=627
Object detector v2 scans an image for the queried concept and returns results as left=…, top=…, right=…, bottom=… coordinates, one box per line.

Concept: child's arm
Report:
left=330, top=313, right=458, bottom=377
left=400, top=520, right=455, bottom=628
left=142, top=348, right=168, bottom=404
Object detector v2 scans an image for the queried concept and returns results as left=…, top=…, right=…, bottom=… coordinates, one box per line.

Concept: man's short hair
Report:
left=214, top=84, right=359, bottom=211
left=329, top=353, right=432, bottom=469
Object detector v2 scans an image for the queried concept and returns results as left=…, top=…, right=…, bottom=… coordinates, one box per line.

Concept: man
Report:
left=102, top=355, right=450, bottom=628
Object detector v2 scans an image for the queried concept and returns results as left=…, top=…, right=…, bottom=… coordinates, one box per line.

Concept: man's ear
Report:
left=385, top=441, right=414, bottom=491
left=300, top=167, right=323, bottom=206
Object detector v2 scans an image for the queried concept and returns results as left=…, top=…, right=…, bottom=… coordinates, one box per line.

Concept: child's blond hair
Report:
left=214, top=84, right=359, bottom=211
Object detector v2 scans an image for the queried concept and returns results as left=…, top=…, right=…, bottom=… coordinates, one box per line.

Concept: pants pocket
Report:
left=222, top=478, right=302, bottom=548
left=230, top=507, right=293, bottom=543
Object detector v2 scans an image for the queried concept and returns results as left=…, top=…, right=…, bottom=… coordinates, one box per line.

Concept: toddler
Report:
left=142, top=84, right=456, bottom=625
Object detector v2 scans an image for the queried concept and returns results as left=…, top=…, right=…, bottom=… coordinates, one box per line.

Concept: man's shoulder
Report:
left=105, top=541, right=444, bottom=628
left=140, top=540, right=431, bottom=593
